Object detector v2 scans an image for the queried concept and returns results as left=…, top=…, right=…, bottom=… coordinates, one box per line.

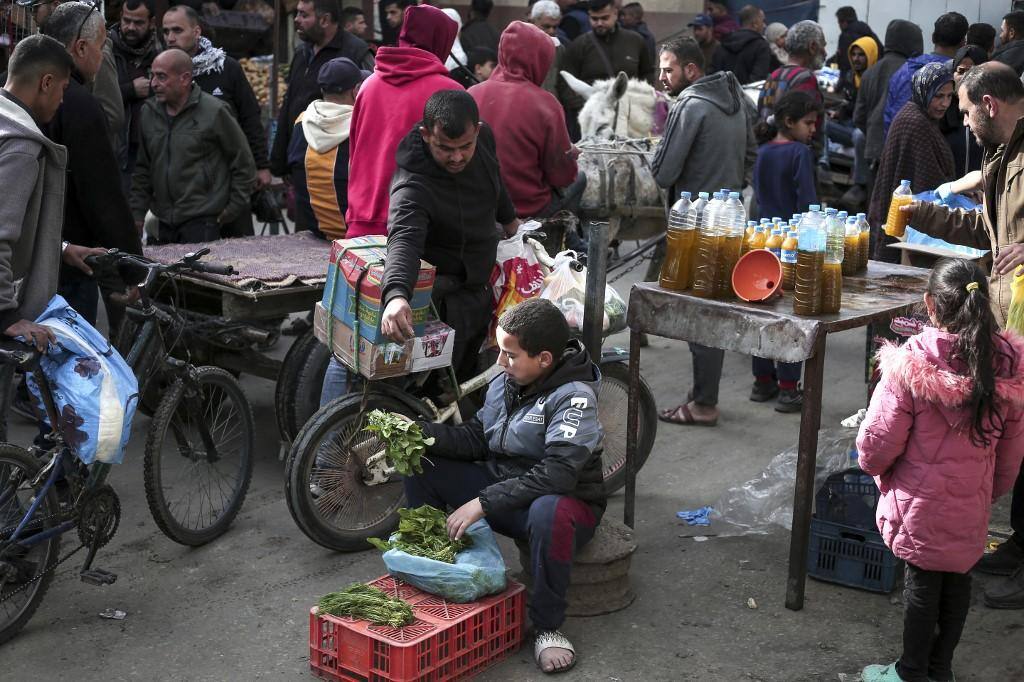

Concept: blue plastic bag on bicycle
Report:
left=24, top=296, right=138, bottom=465
left=382, top=519, right=507, bottom=603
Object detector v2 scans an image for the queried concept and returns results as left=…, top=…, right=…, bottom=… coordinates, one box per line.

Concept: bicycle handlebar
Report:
left=85, top=248, right=235, bottom=279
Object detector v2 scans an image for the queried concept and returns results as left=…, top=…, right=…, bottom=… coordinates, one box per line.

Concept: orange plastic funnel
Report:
left=732, top=249, right=782, bottom=302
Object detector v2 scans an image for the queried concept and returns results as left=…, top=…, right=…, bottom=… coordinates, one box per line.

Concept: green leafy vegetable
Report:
left=365, top=409, right=435, bottom=476
left=318, top=583, right=414, bottom=627
left=368, top=505, right=472, bottom=563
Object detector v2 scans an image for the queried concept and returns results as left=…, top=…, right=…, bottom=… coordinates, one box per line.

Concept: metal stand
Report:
left=582, top=221, right=609, bottom=361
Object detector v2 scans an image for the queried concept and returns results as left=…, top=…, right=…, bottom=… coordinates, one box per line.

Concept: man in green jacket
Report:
left=130, top=48, right=255, bottom=244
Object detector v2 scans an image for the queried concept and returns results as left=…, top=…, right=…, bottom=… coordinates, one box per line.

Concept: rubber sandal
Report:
left=534, top=630, right=576, bottom=674
left=657, top=403, right=717, bottom=426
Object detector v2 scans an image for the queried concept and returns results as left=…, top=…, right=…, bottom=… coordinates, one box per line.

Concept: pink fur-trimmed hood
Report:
left=875, top=328, right=1024, bottom=409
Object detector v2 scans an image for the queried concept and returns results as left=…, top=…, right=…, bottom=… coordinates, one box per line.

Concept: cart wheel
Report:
left=275, top=329, right=331, bottom=442
left=597, top=359, right=657, bottom=494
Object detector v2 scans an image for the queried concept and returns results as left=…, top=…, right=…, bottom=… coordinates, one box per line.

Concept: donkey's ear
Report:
left=561, top=70, right=596, bottom=99
left=611, top=71, right=629, bottom=100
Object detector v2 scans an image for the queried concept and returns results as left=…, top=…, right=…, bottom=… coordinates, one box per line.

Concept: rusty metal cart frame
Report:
left=622, top=261, right=931, bottom=610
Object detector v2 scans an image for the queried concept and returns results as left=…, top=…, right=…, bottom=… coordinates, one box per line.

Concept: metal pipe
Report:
left=624, top=327, right=641, bottom=529
left=785, top=332, right=827, bottom=611
left=582, top=221, right=609, bottom=361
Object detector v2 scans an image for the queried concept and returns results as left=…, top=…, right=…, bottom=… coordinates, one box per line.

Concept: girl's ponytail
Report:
left=927, top=259, right=1013, bottom=446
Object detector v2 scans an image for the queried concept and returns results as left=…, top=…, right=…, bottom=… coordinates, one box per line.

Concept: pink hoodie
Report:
left=857, top=327, right=1024, bottom=573
left=345, top=5, right=461, bottom=237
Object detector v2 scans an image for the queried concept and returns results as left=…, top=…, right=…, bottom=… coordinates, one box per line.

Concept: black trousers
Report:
left=157, top=217, right=221, bottom=245
left=1012, top=461, right=1024, bottom=547
left=897, top=562, right=972, bottom=682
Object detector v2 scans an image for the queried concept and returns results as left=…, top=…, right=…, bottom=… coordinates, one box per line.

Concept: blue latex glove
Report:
left=676, top=506, right=713, bottom=526
left=935, top=183, right=953, bottom=201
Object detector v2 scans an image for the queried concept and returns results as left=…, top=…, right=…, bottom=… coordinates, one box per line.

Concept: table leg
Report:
left=624, top=328, right=641, bottom=529
left=785, top=333, right=827, bottom=611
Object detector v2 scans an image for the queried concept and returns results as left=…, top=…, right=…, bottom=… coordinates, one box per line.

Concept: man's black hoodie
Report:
left=382, top=122, right=516, bottom=306
left=993, top=39, right=1024, bottom=77
left=711, top=28, right=771, bottom=84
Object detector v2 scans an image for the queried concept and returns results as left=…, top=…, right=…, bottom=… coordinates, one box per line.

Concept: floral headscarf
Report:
left=911, top=61, right=954, bottom=110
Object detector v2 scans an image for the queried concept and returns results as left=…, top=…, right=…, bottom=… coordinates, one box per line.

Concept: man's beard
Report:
left=123, top=29, right=150, bottom=48
left=971, top=108, right=999, bottom=147
left=669, top=75, right=692, bottom=97
left=301, top=23, right=324, bottom=43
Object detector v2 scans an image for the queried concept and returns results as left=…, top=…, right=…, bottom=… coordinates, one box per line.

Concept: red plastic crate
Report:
left=309, top=576, right=525, bottom=682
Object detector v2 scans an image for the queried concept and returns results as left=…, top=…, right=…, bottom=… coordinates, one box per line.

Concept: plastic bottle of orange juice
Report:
left=765, top=227, right=783, bottom=259
left=883, top=180, right=914, bottom=237
left=780, top=227, right=799, bottom=290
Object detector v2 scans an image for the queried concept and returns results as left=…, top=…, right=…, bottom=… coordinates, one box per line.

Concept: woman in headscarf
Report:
left=942, top=44, right=988, bottom=176
left=869, top=61, right=956, bottom=262
left=765, top=22, right=788, bottom=71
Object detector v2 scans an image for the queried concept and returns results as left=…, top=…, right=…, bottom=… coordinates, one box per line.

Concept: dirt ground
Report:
left=1, top=282, right=1021, bottom=681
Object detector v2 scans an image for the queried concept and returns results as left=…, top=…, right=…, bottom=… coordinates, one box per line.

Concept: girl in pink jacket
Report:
left=857, top=258, right=1024, bottom=682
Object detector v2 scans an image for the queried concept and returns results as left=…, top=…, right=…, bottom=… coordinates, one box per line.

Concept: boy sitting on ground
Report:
left=405, top=298, right=606, bottom=674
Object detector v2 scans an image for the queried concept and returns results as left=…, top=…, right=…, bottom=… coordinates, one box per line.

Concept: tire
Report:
left=284, top=392, right=416, bottom=552
left=597, top=359, right=657, bottom=494
left=144, top=367, right=254, bottom=546
left=275, top=329, right=331, bottom=443
left=0, top=444, right=61, bottom=645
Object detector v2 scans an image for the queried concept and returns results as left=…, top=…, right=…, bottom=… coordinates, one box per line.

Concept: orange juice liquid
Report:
left=780, top=232, right=798, bottom=290
left=660, top=228, right=697, bottom=291
left=821, top=262, right=843, bottom=313
left=715, top=235, right=743, bottom=299
left=793, top=250, right=823, bottom=316
left=884, top=194, right=913, bottom=237
left=859, top=229, right=870, bottom=271
left=765, top=231, right=783, bottom=258
left=692, top=232, right=720, bottom=298
left=842, top=235, right=860, bottom=275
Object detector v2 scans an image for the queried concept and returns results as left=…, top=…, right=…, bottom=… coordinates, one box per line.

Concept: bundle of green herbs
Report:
left=317, top=583, right=414, bottom=627
left=368, top=505, right=472, bottom=563
left=365, top=410, right=435, bottom=476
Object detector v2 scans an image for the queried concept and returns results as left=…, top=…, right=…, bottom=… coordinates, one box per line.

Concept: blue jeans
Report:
left=319, top=357, right=350, bottom=407
left=825, top=120, right=869, bottom=186
left=404, top=456, right=598, bottom=630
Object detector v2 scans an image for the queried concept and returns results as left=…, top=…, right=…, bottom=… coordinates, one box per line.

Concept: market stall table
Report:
left=622, top=260, right=930, bottom=610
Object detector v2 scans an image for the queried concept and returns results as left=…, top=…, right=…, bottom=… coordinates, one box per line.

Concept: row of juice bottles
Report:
left=659, top=191, right=871, bottom=315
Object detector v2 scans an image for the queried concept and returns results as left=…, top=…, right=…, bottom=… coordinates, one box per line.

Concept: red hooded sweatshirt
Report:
left=345, top=5, right=460, bottom=237
left=469, top=22, right=577, bottom=217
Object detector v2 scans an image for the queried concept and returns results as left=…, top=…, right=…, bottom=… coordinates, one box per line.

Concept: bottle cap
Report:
left=699, top=191, right=709, bottom=199
left=680, top=191, right=691, bottom=199
left=748, top=221, right=757, bottom=227
left=900, top=179, right=911, bottom=186
left=826, top=207, right=837, bottom=215
left=729, top=191, right=740, bottom=199
left=810, top=204, right=821, bottom=211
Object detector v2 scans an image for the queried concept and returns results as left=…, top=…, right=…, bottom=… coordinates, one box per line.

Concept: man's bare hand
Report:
left=447, top=497, right=484, bottom=541
left=132, top=76, right=150, bottom=99
left=380, top=297, right=414, bottom=342
left=4, top=320, right=55, bottom=352
left=62, top=244, right=108, bottom=276
left=995, top=243, right=1024, bottom=276
left=256, top=168, right=272, bottom=190
left=503, top=218, right=522, bottom=238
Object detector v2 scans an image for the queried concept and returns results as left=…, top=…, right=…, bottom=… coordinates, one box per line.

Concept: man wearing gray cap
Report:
left=287, top=57, right=369, bottom=240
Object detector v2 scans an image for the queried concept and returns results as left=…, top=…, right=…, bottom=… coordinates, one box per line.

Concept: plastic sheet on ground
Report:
left=707, top=429, right=858, bottom=536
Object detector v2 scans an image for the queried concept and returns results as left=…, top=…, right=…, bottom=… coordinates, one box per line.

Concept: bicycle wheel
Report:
left=0, top=445, right=61, bottom=644
left=144, top=366, right=254, bottom=546
left=597, top=359, right=657, bottom=494
left=275, top=329, right=331, bottom=443
left=285, top=393, right=415, bottom=552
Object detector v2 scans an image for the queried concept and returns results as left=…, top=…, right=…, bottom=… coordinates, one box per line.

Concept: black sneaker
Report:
left=975, top=536, right=1024, bottom=576
left=775, top=388, right=804, bottom=413
left=749, top=381, right=779, bottom=402
left=983, top=565, right=1024, bottom=609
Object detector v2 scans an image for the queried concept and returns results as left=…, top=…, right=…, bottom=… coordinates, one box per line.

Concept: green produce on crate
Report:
left=368, top=505, right=472, bottom=563
left=317, top=583, right=414, bottom=627
left=365, top=409, right=435, bottom=476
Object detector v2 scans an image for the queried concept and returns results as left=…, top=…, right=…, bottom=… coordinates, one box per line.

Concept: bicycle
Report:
left=0, top=343, right=122, bottom=644
left=283, top=239, right=658, bottom=552
left=88, top=248, right=255, bottom=546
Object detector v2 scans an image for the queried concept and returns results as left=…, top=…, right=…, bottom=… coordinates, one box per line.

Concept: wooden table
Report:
left=623, top=261, right=930, bottom=610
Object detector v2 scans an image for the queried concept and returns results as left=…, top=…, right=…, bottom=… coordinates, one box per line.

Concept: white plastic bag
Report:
left=539, top=251, right=626, bottom=334
left=488, top=227, right=547, bottom=345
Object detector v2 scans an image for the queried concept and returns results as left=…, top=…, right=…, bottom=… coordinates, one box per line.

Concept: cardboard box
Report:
left=322, top=236, right=435, bottom=345
left=313, top=304, right=456, bottom=379
left=313, top=303, right=413, bottom=379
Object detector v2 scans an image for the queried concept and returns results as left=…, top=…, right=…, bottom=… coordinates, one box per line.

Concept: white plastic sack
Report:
left=539, top=250, right=626, bottom=334
left=708, top=429, right=857, bottom=536
left=381, top=519, right=507, bottom=603
left=488, top=226, right=547, bottom=345
left=25, top=296, right=138, bottom=465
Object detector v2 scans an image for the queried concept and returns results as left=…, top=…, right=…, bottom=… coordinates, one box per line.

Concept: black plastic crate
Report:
left=807, top=517, right=901, bottom=593
left=815, top=467, right=879, bottom=530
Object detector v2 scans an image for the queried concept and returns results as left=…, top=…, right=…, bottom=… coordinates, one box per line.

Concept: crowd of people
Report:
left=2, top=1, right=1024, bottom=679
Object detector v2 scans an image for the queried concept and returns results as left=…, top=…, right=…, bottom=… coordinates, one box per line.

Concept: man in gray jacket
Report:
left=651, top=36, right=756, bottom=428
left=0, top=35, right=106, bottom=438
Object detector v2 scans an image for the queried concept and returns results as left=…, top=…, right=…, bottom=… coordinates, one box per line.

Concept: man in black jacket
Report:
left=162, top=4, right=268, bottom=237
left=407, top=298, right=604, bottom=674
left=42, top=2, right=142, bottom=328
left=270, top=0, right=373, bottom=183
left=110, top=0, right=160, bottom=194
left=829, top=6, right=878, bottom=79
left=710, top=4, right=770, bottom=84
left=993, top=11, right=1024, bottom=76
left=380, top=90, right=518, bottom=381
